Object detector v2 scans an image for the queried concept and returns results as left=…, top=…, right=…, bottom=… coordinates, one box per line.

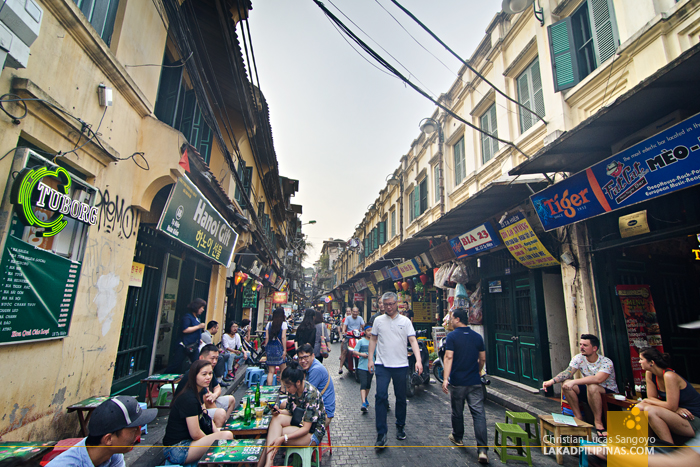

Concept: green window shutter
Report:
left=234, top=161, right=244, bottom=205
left=481, top=107, right=497, bottom=164
left=379, top=221, right=386, bottom=245
left=391, top=210, right=396, bottom=237
left=453, top=137, right=465, bottom=185
left=589, top=0, right=619, bottom=66
left=408, top=190, right=415, bottom=222
left=364, top=238, right=369, bottom=254
left=419, top=178, right=428, bottom=214
left=548, top=17, right=580, bottom=92
left=244, top=167, right=253, bottom=197
left=489, top=104, right=499, bottom=157
left=433, top=165, right=440, bottom=203
left=373, top=228, right=378, bottom=250
left=517, top=71, right=532, bottom=132
left=413, top=183, right=420, bottom=219
left=532, top=58, right=545, bottom=118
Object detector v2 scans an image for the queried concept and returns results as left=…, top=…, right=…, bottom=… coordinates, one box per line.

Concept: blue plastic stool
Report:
left=245, top=367, right=265, bottom=387
left=137, top=402, right=148, bottom=434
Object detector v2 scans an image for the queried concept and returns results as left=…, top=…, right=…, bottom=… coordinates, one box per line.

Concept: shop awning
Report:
left=381, top=237, right=434, bottom=261
left=413, top=178, right=548, bottom=238
left=509, top=43, right=700, bottom=176
left=364, top=259, right=395, bottom=271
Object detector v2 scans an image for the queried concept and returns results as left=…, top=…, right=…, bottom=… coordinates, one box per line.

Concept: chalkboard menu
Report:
left=0, top=235, right=80, bottom=345
left=242, top=288, right=258, bottom=308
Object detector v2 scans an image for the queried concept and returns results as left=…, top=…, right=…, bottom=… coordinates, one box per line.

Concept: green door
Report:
left=485, top=274, right=540, bottom=387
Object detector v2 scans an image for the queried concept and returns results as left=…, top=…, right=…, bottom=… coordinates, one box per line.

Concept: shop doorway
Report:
left=483, top=272, right=545, bottom=388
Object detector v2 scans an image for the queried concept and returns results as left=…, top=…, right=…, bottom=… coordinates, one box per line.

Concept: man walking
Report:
left=441, top=307, right=488, bottom=464
left=368, top=292, right=423, bottom=449
left=338, top=307, right=352, bottom=374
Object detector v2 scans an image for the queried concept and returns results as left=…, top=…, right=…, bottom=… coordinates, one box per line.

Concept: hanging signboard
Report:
left=616, top=285, right=664, bottom=386
left=353, top=293, right=364, bottom=302
left=367, top=282, right=377, bottom=295
left=429, top=241, right=456, bottom=264
left=532, top=112, right=700, bottom=231
left=449, top=222, right=500, bottom=259
left=498, top=212, right=559, bottom=268
left=129, top=262, right=145, bottom=287
left=273, top=276, right=284, bottom=290
left=272, top=291, right=288, bottom=304
left=344, top=290, right=349, bottom=302
left=389, top=266, right=402, bottom=281
left=242, top=288, right=258, bottom=308
left=157, top=176, right=238, bottom=267
left=355, top=278, right=368, bottom=291
left=413, top=301, right=435, bottom=323
left=373, top=270, right=386, bottom=283
left=0, top=235, right=80, bottom=345
left=397, top=259, right=420, bottom=278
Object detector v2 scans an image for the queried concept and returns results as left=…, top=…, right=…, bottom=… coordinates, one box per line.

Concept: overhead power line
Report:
left=311, top=0, right=530, bottom=159
left=389, top=0, right=546, bottom=125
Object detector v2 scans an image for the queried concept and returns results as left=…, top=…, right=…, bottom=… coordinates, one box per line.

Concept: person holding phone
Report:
left=257, top=361, right=327, bottom=467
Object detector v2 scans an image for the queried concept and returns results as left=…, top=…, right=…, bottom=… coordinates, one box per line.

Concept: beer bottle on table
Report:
left=255, top=382, right=261, bottom=407
left=244, top=395, right=252, bottom=423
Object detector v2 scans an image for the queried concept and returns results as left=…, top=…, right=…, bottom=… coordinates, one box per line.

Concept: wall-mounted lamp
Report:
left=502, top=0, right=544, bottom=26
left=419, top=117, right=444, bottom=143
left=386, top=173, right=400, bottom=186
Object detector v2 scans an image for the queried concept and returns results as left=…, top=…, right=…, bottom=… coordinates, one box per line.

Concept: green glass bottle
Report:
left=255, top=381, right=261, bottom=407
left=244, top=395, right=252, bottom=423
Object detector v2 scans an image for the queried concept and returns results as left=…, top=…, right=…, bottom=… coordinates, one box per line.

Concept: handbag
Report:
left=320, top=337, right=329, bottom=358
left=199, top=410, right=214, bottom=435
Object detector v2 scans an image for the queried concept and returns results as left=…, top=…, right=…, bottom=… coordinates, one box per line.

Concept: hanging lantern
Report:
left=234, top=272, right=244, bottom=286
left=401, top=281, right=410, bottom=291
left=241, top=272, right=248, bottom=282
left=419, top=274, right=428, bottom=285
left=244, top=278, right=251, bottom=287
left=406, top=278, right=414, bottom=290
left=394, top=281, right=401, bottom=291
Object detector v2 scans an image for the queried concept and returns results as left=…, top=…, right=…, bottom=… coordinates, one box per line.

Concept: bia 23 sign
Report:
left=10, top=166, right=98, bottom=236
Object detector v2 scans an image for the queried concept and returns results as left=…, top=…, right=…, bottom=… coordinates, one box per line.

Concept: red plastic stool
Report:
left=40, top=438, right=83, bottom=466
left=319, top=423, right=332, bottom=462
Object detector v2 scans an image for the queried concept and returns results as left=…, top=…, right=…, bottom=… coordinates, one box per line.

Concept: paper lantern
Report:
left=234, top=272, right=244, bottom=286
left=251, top=282, right=257, bottom=291
left=407, top=278, right=414, bottom=290
left=401, top=281, right=410, bottom=291
left=419, top=274, right=428, bottom=285
left=394, top=281, right=402, bottom=291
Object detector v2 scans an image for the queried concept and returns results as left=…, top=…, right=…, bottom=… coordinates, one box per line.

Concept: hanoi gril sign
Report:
left=157, top=176, right=238, bottom=267
left=532, top=112, right=700, bottom=231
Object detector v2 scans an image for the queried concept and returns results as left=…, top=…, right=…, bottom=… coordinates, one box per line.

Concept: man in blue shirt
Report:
left=297, top=344, right=335, bottom=424
left=441, top=307, right=488, bottom=464
left=48, top=396, right=157, bottom=467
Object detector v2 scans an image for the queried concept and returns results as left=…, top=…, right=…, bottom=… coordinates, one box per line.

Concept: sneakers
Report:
left=338, top=369, right=343, bottom=375
left=375, top=433, right=387, bottom=450
left=223, top=375, right=234, bottom=382
left=478, top=450, right=489, bottom=464
left=227, top=371, right=235, bottom=379
left=396, top=425, right=406, bottom=440
left=361, top=401, right=368, bottom=413
left=449, top=433, right=464, bottom=446
left=219, top=380, right=231, bottom=387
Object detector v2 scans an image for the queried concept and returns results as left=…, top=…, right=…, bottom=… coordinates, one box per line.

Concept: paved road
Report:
left=236, top=342, right=579, bottom=466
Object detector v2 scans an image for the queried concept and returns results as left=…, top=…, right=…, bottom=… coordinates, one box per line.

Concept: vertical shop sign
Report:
left=129, top=262, right=145, bottom=287
left=498, top=212, right=559, bottom=268
left=389, top=267, right=402, bottom=281
left=616, top=285, right=664, bottom=385
left=367, top=282, right=376, bottom=295
left=0, top=235, right=81, bottom=345
left=344, top=290, right=349, bottom=302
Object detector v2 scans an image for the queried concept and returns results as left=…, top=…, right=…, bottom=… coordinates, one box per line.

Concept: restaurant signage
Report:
left=353, top=293, right=364, bottom=302
left=498, top=213, right=559, bottom=268
left=157, top=176, right=238, bottom=266
left=449, top=222, right=500, bottom=259
left=271, top=291, right=287, bottom=304
left=0, top=235, right=80, bottom=345
left=367, top=282, right=377, bottom=295
left=11, top=166, right=99, bottom=237
left=388, top=266, right=402, bottom=281
left=242, top=288, right=258, bottom=308
left=532, top=112, right=700, bottom=231
left=355, top=278, right=368, bottom=291
left=373, top=270, right=386, bottom=283
left=397, top=259, right=420, bottom=278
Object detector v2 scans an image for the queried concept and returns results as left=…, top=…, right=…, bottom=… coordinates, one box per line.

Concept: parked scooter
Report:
left=406, top=336, right=431, bottom=397
left=344, top=329, right=363, bottom=382
left=433, top=336, right=490, bottom=398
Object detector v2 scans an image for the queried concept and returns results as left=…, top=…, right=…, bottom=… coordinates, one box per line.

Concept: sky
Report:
left=246, top=0, right=504, bottom=265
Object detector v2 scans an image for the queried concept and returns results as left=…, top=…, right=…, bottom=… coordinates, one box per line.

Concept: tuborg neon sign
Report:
left=10, top=166, right=99, bottom=237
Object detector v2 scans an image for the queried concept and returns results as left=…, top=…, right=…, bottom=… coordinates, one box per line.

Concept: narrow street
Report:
left=231, top=342, right=579, bottom=467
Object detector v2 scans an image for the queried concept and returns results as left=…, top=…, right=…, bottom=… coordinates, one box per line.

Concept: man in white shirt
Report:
left=368, top=292, right=423, bottom=449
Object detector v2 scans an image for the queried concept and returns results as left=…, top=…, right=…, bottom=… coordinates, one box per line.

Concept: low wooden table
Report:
left=539, top=414, right=594, bottom=465
left=66, top=396, right=112, bottom=436
left=602, top=393, right=638, bottom=422
left=140, top=373, right=181, bottom=409
left=223, top=414, right=272, bottom=438
left=198, top=438, right=265, bottom=466
left=0, top=441, right=55, bottom=463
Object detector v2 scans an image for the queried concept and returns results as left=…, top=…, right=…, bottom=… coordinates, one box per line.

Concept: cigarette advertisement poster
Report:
left=616, top=285, right=664, bottom=385
left=498, top=212, right=559, bottom=268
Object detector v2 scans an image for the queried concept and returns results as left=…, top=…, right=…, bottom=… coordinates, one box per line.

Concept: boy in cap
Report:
left=353, top=324, right=374, bottom=413
left=48, top=396, right=157, bottom=467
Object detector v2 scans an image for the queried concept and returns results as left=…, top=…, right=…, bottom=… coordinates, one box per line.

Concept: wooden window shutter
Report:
left=379, top=221, right=386, bottom=245
left=517, top=71, right=532, bottom=132
left=532, top=59, right=545, bottom=118
left=414, top=183, right=420, bottom=220
left=548, top=17, right=580, bottom=92
left=489, top=104, right=498, bottom=157
left=588, top=0, right=619, bottom=66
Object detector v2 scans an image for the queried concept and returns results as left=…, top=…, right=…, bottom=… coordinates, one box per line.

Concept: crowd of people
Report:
left=25, top=294, right=700, bottom=467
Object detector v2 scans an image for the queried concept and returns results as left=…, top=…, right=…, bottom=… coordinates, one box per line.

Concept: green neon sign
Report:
left=10, top=166, right=98, bottom=237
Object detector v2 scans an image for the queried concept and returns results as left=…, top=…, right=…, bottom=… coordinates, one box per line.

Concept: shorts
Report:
left=163, top=439, right=192, bottom=464
left=357, top=369, right=373, bottom=390
left=577, top=384, right=615, bottom=404
left=310, top=434, right=320, bottom=446
left=688, top=414, right=700, bottom=434
left=206, top=395, right=233, bottom=418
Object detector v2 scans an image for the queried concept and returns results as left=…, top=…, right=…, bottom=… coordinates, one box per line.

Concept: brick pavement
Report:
left=305, top=342, right=579, bottom=467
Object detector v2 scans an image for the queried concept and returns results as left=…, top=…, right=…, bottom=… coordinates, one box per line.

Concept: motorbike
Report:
left=406, top=336, right=431, bottom=397
left=329, top=320, right=341, bottom=344
left=343, top=329, right=363, bottom=382
left=432, top=336, right=490, bottom=398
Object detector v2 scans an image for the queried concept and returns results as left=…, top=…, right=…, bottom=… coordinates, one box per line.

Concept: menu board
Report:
left=200, top=439, right=265, bottom=464
left=0, top=235, right=81, bottom=345
left=242, top=288, right=258, bottom=308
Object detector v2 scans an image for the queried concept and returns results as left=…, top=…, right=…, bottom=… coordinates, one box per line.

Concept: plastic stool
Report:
left=284, top=446, right=320, bottom=467
left=319, top=424, right=332, bottom=461
left=505, top=410, right=539, bottom=443
left=40, top=439, right=83, bottom=466
left=137, top=402, right=149, bottom=434
left=494, top=423, right=532, bottom=466
left=245, top=367, right=265, bottom=387
left=156, top=385, right=174, bottom=406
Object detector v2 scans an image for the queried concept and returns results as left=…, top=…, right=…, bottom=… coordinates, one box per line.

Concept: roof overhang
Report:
left=413, top=178, right=548, bottom=238
left=510, top=43, right=700, bottom=176
left=381, top=237, right=434, bottom=261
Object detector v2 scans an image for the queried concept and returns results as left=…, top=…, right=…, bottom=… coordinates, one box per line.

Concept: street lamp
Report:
left=502, top=0, right=544, bottom=26
left=302, top=220, right=317, bottom=225
left=419, top=117, right=444, bottom=143
left=385, top=173, right=399, bottom=186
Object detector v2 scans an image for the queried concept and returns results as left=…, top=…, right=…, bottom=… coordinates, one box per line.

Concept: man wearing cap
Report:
left=175, top=344, right=235, bottom=428
left=47, top=396, right=157, bottom=467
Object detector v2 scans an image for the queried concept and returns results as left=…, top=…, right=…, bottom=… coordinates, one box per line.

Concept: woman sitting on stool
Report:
left=636, top=347, right=700, bottom=444
left=162, top=359, right=234, bottom=465
left=258, top=361, right=327, bottom=467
